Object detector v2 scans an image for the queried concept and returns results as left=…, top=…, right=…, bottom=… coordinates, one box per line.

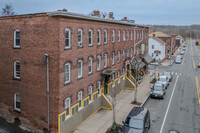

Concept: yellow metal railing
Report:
left=82, top=96, right=89, bottom=108
left=70, top=103, right=79, bottom=115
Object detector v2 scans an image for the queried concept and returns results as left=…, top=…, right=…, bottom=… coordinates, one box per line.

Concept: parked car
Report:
left=182, top=47, right=186, bottom=51
left=177, top=55, right=182, bottom=59
left=157, top=75, right=169, bottom=89
left=122, top=107, right=151, bottom=133
left=175, top=57, right=182, bottom=64
left=180, top=51, right=185, bottom=55
left=150, top=82, right=165, bottom=99
left=163, top=72, right=172, bottom=82
left=198, top=62, right=200, bottom=68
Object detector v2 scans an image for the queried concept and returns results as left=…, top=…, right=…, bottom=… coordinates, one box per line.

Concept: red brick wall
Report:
left=0, top=14, right=60, bottom=129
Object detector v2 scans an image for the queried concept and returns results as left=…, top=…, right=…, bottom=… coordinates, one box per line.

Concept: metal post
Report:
left=44, top=54, right=50, bottom=130
left=134, top=62, right=138, bottom=102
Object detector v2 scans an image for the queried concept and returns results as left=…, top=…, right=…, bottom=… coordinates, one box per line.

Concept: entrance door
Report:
left=104, top=76, right=109, bottom=94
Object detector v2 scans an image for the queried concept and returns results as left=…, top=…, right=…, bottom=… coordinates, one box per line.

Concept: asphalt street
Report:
left=145, top=40, right=200, bottom=133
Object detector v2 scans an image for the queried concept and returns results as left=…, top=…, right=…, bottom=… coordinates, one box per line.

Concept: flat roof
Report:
left=47, top=11, right=149, bottom=28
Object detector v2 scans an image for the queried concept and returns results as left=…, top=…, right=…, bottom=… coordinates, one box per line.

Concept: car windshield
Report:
left=154, top=84, right=163, bottom=91
left=158, top=77, right=166, bottom=82
left=176, top=58, right=181, bottom=61
left=164, top=72, right=170, bottom=76
left=125, top=117, right=143, bottom=129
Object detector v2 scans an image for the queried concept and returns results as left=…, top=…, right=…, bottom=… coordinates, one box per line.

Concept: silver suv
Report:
left=151, top=82, right=165, bottom=99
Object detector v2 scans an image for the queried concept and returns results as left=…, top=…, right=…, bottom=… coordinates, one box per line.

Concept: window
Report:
left=112, top=30, right=115, bottom=43
left=65, top=98, right=71, bottom=116
left=112, top=74, right=115, bottom=81
left=104, top=30, right=107, bottom=44
left=131, top=48, right=133, bottom=57
left=137, top=31, right=139, bottom=40
left=14, top=61, right=20, bottom=79
left=131, top=31, right=133, bottom=40
left=117, top=70, right=120, bottom=77
left=65, top=29, right=71, bottom=49
left=112, top=52, right=115, bottom=65
left=14, top=30, right=20, bottom=48
left=88, top=57, right=93, bottom=74
left=78, top=29, right=83, bottom=48
left=97, top=81, right=101, bottom=94
left=78, top=60, right=83, bottom=78
left=104, top=54, right=107, bottom=68
left=65, top=63, right=70, bottom=84
left=88, top=29, right=93, bottom=46
left=97, top=55, right=101, bottom=71
left=140, top=31, right=142, bottom=39
left=78, top=91, right=83, bottom=107
left=127, top=48, right=129, bottom=57
left=142, top=31, right=144, bottom=39
left=123, top=30, right=126, bottom=41
left=152, top=53, right=154, bottom=57
left=88, top=86, right=92, bottom=101
left=97, top=29, right=101, bottom=45
left=134, top=30, right=136, bottom=41
left=152, top=45, right=154, bottom=49
left=127, top=30, right=129, bottom=41
left=118, top=30, right=120, bottom=42
left=14, top=93, right=20, bottom=111
left=118, top=51, right=120, bottom=63
left=123, top=49, right=125, bottom=61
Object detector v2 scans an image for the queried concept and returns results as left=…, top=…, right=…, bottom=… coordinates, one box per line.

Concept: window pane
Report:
left=16, top=39, right=20, bottom=46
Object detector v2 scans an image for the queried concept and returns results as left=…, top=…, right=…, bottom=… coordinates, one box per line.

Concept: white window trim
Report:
left=14, top=93, right=20, bottom=111
left=104, top=30, right=107, bottom=44
left=14, top=29, right=20, bottom=48
left=65, top=97, right=71, bottom=116
left=112, top=30, right=115, bottom=43
left=97, top=81, right=101, bottom=94
left=88, top=57, right=93, bottom=74
left=117, top=70, right=120, bottom=78
left=88, top=29, right=93, bottom=46
left=112, top=52, right=115, bottom=65
left=78, top=29, right=83, bottom=47
left=112, top=74, right=115, bottom=81
left=78, top=91, right=83, bottom=109
left=118, top=30, right=120, bottom=42
left=65, top=29, right=71, bottom=49
left=14, top=60, right=20, bottom=79
left=118, top=51, right=120, bottom=63
left=78, top=60, right=83, bottom=78
left=104, top=54, right=107, bottom=68
left=97, top=29, right=101, bottom=45
left=65, top=63, right=71, bottom=84
left=97, top=55, right=101, bottom=71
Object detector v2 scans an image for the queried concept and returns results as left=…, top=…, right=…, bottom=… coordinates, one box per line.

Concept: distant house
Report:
left=176, top=35, right=184, bottom=47
left=148, top=36, right=166, bottom=61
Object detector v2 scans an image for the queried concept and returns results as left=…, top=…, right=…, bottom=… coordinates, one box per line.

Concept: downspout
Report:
left=44, top=54, right=50, bottom=130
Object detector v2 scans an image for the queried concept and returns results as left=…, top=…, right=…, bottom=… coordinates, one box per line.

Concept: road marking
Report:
left=160, top=75, right=179, bottom=133
left=192, top=57, right=196, bottom=69
left=195, top=77, right=200, bottom=105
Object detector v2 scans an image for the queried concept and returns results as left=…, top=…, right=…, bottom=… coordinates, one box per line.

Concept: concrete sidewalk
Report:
left=74, top=74, right=151, bottom=133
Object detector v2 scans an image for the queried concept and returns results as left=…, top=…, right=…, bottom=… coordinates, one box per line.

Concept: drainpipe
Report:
left=44, top=54, right=50, bottom=130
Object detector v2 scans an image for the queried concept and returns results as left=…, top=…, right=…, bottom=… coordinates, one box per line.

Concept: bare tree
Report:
left=2, top=4, right=15, bottom=16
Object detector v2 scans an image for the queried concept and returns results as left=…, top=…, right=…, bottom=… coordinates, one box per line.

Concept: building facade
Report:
left=148, top=37, right=166, bottom=61
left=0, top=10, right=148, bottom=132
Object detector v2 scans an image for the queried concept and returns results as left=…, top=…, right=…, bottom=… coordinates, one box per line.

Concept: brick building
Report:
left=0, top=10, right=148, bottom=132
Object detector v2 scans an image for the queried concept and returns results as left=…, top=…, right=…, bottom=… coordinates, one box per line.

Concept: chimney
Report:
left=153, top=34, right=155, bottom=37
left=123, top=17, right=128, bottom=22
left=93, top=10, right=100, bottom=17
left=109, top=12, right=113, bottom=19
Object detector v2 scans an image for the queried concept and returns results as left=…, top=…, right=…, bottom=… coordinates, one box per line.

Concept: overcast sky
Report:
left=1, top=0, right=200, bottom=25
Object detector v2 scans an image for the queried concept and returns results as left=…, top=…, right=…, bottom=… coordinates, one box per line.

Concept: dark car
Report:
left=122, top=107, right=151, bottom=133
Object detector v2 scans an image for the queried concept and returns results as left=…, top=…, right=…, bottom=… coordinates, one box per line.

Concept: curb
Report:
left=140, top=94, right=150, bottom=107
